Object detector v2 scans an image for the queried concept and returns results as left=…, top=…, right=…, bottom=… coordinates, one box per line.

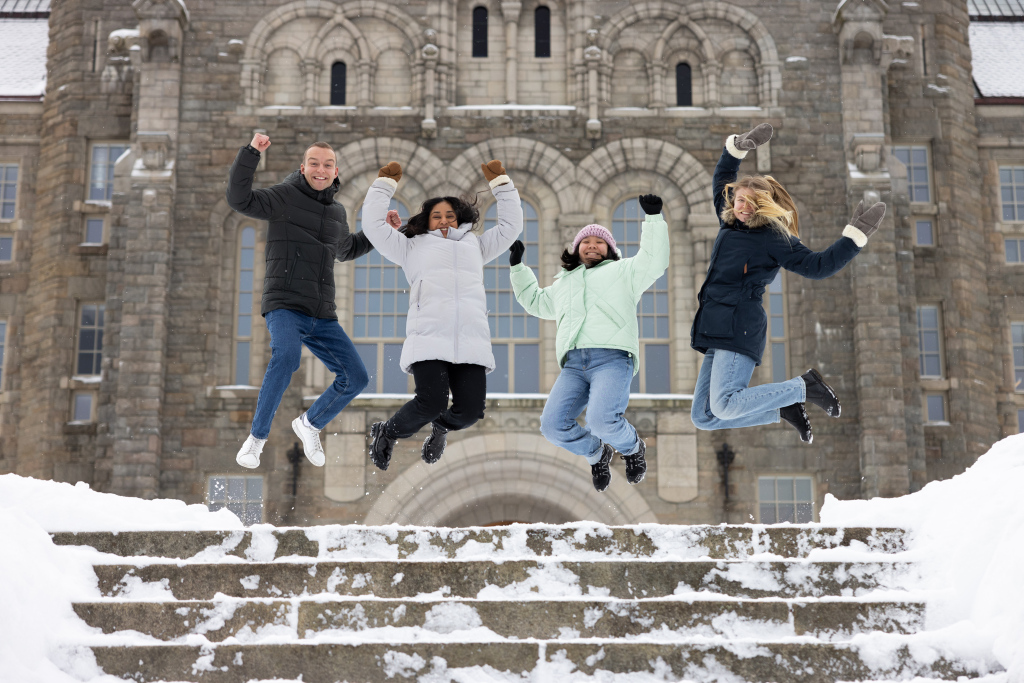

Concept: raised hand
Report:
left=849, top=199, right=886, bottom=238
left=734, top=123, right=773, bottom=151
left=638, top=194, right=663, bottom=216
left=481, top=159, right=507, bottom=183
left=378, top=161, right=403, bottom=184
left=249, top=133, right=271, bottom=153
left=386, top=209, right=402, bottom=230
left=509, top=240, right=525, bottom=266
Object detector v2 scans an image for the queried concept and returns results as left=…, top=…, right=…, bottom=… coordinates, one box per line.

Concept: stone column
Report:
left=584, top=44, right=602, bottom=139
left=300, top=58, right=320, bottom=107
left=648, top=62, right=666, bottom=111
left=357, top=60, right=373, bottom=108
left=105, top=0, right=189, bottom=499
left=500, top=1, right=522, bottom=104
left=832, top=0, right=911, bottom=499
left=421, top=43, right=439, bottom=138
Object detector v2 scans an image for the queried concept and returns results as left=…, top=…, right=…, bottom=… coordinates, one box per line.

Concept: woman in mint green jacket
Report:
left=509, top=195, right=669, bottom=492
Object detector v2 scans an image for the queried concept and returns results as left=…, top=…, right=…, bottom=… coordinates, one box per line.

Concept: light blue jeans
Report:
left=691, top=348, right=806, bottom=431
left=540, top=348, right=640, bottom=464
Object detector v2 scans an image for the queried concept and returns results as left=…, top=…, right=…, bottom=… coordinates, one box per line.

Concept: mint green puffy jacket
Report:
left=510, top=214, right=670, bottom=375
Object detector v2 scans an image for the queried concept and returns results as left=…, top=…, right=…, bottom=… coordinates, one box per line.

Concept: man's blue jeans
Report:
left=250, top=309, right=369, bottom=439
left=540, top=348, right=640, bottom=465
left=691, top=348, right=806, bottom=431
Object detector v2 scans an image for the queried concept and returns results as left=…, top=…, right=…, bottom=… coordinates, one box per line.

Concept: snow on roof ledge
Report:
left=969, top=23, right=1024, bottom=99
left=0, top=18, right=48, bottom=98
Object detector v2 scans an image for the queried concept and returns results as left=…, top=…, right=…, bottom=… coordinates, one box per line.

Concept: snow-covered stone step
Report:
left=93, top=559, right=919, bottom=600
left=85, top=641, right=988, bottom=683
left=73, top=597, right=925, bottom=641
left=50, top=525, right=907, bottom=561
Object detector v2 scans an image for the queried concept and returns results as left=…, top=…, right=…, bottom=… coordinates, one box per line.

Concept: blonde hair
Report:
left=721, top=175, right=799, bottom=238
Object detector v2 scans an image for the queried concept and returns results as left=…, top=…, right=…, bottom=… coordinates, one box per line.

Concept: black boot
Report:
left=421, top=422, right=448, bottom=464
left=780, top=403, right=813, bottom=444
left=591, top=443, right=614, bottom=492
left=620, top=438, right=647, bottom=485
left=802, top=368, right=841, bottom=417
left=369, top=421, right=398, bottom=471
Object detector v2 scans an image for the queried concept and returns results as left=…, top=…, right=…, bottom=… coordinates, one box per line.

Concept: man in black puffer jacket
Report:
left=227, top=133, right=373, bottom=470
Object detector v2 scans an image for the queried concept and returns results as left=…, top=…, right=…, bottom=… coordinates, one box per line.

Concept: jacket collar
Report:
left=554, top=258, right=614, bottom=279
left=424, top=222, right=473, bottom=242
left=284, top=170, right=340, bottom=205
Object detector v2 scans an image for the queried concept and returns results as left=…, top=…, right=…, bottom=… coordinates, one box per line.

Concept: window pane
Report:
left=778, top=503, right=796, bottom=523
left=795, top=478, right=812, bottom=501
left=760, top=503, right=777, bottom=524
left=226, top=477, right=245, bottom=500
left=73, top=393, right=93, bottom=421
left=1018, top=409, right=1024, bottom=433
left=208, top=477, right=226, bottom=502
left=644, top=344, right=670, bottom=394
left=330, top=62, right=346, bottom=105
left=86, top=219, right=104, bottom=244
left=758, top=477, right=775, bottom=502
left=916, top=220, right=934, bottom=246
left=777, top=478, right=794, bottom=501
left=355, top=344, right=378, bottom=393
left=246, top=477, right=263, bottom=499
left=382, top=343, right=406, bottom=393
left=796, top=503, right=813, bottom=524
left=926, top=394, right=945, bottom=421
left=241, top=504, right=262, bottom=526
left=534, top=6, right=550, bottom=58
left=490, top=343, right=509, bottom=393
left=472, top=6, right=488, bottom=58
left=235, top=341, right=250, bottom=385
left=514, top=343, right=539, bottom=393
left=771, top=342, right=787, bottom=384
left=0, top=237, right=11, bottom=261
left=675, top=63, right=692, bottom=106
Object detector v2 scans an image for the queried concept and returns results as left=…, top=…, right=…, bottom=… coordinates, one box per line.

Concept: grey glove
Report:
left=849, top=200, right=886, bottom=238
left=734, top=123, right=774, bottom=151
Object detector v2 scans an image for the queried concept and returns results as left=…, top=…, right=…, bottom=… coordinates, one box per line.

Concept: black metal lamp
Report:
left=716, top=442, right=735, bottom=504
left=286, top=441, right=302, bottom=498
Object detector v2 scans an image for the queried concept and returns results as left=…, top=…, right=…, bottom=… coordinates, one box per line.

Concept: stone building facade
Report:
left=0, top=0, right=1022, bottom=526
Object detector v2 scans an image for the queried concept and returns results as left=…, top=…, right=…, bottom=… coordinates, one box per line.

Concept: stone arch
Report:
left=332, top=137, right=448, bottom=197
left=362, top=433, right=658, bottom=525
left=598, top=0, right=781, bottom=107
left=447, top=137, right=577, bottom=213
left=576, top=138, right=715, bottom=221
left=241, top=0, right=424, bottom=107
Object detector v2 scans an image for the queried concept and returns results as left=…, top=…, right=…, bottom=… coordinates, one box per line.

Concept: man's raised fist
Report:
left=250, top=133, right=271, bottom=153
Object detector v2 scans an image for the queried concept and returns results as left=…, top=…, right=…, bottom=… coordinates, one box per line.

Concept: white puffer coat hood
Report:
left=360, top=176, right=523, bottom=373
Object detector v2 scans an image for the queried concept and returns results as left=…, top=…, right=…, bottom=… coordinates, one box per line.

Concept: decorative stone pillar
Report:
left=357, top=59, right=373, bottom=108
left=300, top=58, right=320, bottom=107
left=832, top=0, right=913, bottom=500
left=500, top=1, right=522, bottom=104
left=421, top=43, right=439, bottom=138
left=648, top=62, right=666, bottom=111
left=584, top=44, right=602, bottom=139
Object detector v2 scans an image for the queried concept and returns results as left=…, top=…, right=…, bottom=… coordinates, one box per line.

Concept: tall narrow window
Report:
left=472, top=6, right=488, bottom=58
left=0, top=321, right=7, bottom=391
left=235, top=227, right=256, bottom=385
left=354, top=200, right=410, bottom=393
left=1012, top=322, right=1024, bottom=392
left=534, top=6, right=551, bottom=58
left=1000, top=166, right=1024, bottom=222
left=88, top=143, right=129, bottom=201
left=330, top=61, right=346, bottom=106
left=207, top=475, right=264, bottom=525
left=766, top=272, right=787, bottom=383
left=759, top=476, right=814, bottom=523
left=485, top=200, right=540, bottom=393
left=892, top=145, right=931, bottom=203
left=77, top=304, right=105, bottom=376
left=612, top=198, right=670, bottom=394
left=917, top=305, right=943, bottom=379
left=0, top=164, right=18, bottom=220
left=675, top=63, right=692, bottom=107
left=0, top=236, right=12, bottom=262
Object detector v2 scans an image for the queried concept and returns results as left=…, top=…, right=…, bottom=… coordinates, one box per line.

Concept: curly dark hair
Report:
left=560, top=246, right=620, bottom=271
left=401, top=195, right=480, bottom=237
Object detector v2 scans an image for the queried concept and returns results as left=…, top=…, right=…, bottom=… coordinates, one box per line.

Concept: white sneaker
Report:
left=292, top=416, right=325, bottom=467
left=236, top=434, right=266, bottom=469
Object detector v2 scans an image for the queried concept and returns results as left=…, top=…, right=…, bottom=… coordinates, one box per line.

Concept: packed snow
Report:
left=1, top=434, right=1022, bottom=682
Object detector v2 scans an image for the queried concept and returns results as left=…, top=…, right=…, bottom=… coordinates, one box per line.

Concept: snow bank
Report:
left=821, top=433, right=1024, bottom=681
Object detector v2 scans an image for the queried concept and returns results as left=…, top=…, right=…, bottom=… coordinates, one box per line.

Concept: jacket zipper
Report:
left=316, top=206, right=326, bottom=316
left=452, top=241, right=459, bottom=361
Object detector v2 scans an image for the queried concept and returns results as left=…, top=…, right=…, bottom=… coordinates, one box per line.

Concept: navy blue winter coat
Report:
left=690, top=146, right=863, bottom=365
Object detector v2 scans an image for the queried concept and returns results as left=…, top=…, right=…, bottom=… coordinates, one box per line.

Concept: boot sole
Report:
left=369, top=423, right=392, bottom=471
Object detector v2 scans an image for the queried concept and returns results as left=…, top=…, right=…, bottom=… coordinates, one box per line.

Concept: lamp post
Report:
left=716, top=442, right=735, bottom=509
left=286, top=441, right=302, bottom=499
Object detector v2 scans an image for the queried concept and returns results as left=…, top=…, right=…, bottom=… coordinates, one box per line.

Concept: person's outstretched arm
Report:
left=771, top=200, right=886, bottom=279
left=623, top=194, right=671, bottom=298
left=713, top=123, right=773, bottom=218
left=477, top=159, right=524, bottom=263
left=226, top=133, right=279, bottom=219
left=509, top=242, right=557, bottom=320
left=332, top=206, right=374, bottom=262
left=360, top=162, right=411, bottom=267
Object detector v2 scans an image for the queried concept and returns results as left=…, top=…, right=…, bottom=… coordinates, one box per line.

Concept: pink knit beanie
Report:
left=571, top=224, right=616, bottom=254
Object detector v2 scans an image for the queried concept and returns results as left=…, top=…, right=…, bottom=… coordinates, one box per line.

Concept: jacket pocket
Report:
left=406, top=280, right=422, bottom=333
left=595, top=299, right=629, bottom=330
left=285, top=247, right=300, bottom=287
left=699, top=287, right=742, bottom=338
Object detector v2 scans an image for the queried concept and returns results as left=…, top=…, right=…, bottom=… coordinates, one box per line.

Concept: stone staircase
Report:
left=49, top=525, right=989, bottom=682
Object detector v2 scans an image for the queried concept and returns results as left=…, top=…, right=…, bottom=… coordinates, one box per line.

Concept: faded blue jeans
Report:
left=691, top=348, right=806, bottom=431
left=540, top=348, right=641, bottom=464
left=251, top=309, right=369, bottom=439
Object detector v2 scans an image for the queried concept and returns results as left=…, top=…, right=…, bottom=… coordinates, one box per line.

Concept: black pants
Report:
left=388, top=360, right=487, bottom=439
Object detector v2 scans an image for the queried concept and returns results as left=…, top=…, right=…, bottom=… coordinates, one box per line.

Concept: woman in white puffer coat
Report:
left=360, top=159, right=523, bottom=470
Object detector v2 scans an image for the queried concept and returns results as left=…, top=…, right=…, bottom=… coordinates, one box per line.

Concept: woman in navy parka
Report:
left=690, top=124, right=886, bottom=443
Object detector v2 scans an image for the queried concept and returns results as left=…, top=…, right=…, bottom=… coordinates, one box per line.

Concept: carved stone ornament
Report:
left=137, top=132, right=171, bottom=171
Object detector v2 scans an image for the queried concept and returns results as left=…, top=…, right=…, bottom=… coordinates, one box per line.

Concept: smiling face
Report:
left=429, top=201, right=457, bottom=232
left=300, top=146, right=338, bottom=191
left=733, top=187, right=757, bottom=224
left=578, top=235, right=609, bottom=266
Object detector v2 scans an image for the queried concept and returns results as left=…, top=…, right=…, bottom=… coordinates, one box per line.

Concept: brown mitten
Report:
left=378, top=162, right=403, bottom=184
left=481, top=160, right=506, bottom=182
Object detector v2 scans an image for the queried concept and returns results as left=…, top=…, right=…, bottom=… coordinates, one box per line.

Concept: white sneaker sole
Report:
left=292, top=417, right=325, bottom=467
